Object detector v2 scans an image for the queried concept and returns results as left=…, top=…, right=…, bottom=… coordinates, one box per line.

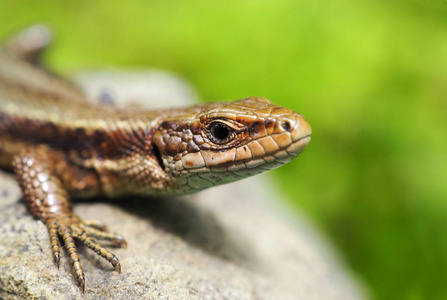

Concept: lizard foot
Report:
left=45, top=214, right=126, bottom=292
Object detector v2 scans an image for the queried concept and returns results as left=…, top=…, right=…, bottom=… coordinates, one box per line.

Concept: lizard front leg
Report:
left=12, top=148, right=125, bottom=292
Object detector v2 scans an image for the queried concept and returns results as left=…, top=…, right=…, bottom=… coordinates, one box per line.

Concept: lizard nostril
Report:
left=280, top=120, right=292, bottom=132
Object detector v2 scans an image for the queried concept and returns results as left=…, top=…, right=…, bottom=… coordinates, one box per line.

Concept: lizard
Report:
left=0, top=25, right=312, bottom=292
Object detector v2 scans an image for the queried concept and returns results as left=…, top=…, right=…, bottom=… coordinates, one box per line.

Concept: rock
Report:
left=0, top=71, right=365, bottom=299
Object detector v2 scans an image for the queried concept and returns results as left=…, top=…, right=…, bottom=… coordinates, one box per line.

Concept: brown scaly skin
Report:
left=0, top=26, right=312, bottom=292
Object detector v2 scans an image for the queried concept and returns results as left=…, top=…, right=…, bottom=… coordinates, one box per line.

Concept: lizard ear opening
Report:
left=152, top=144, right=165, bottom=171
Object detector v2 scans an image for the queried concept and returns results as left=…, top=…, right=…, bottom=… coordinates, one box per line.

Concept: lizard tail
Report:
left=2, top=24, right=52, bottom=65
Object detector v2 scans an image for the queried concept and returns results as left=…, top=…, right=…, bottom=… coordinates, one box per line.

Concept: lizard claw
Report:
left=44, top=214, right=125, bottom=292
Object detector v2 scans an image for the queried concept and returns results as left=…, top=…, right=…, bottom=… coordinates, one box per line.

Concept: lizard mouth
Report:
left=232, top=132, right=311, bottom=171
left=172, top=132, right=311, bottom=192
left=179, top=132, right=311, bottom=174
left=286, top=134, right=311, bottom=156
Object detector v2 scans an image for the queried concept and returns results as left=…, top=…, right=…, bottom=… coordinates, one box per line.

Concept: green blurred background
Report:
left=1, top=1, right=446, bottom=299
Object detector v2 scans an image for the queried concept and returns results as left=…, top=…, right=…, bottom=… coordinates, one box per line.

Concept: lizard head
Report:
left=152, top=97, right=311, bottom=193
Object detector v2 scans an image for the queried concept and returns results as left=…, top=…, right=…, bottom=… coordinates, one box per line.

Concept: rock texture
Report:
left=0, top=71, right=365, bottom=299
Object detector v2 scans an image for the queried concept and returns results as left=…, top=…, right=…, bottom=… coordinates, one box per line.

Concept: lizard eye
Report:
left=207, top=122, right=234, bottom=144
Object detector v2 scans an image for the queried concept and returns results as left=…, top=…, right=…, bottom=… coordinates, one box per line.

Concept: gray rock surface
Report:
left=0, top=71, right=365, bottom=299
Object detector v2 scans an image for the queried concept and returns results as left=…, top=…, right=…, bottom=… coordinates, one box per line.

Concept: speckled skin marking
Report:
left=0, top=26, right=312, bottom=292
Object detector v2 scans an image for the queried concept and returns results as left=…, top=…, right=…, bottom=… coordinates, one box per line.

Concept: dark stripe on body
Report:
left=0, top=111, right=148, bottom=161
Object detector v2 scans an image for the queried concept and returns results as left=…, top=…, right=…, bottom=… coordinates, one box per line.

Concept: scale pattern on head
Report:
left=152, top=97, right=311, bottom=193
